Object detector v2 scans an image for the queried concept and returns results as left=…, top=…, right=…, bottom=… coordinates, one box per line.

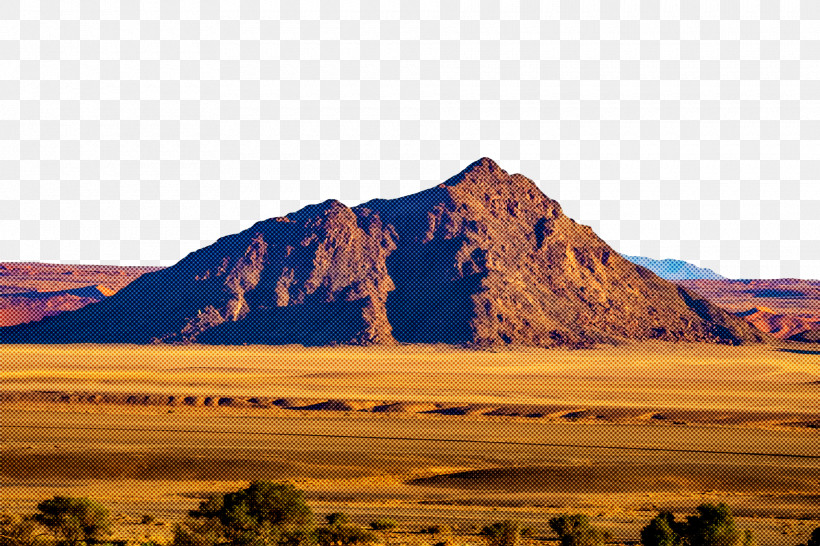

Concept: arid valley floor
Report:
left=2, top=343, right=820, bottom=545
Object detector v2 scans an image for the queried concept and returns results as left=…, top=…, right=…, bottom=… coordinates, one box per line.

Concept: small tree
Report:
left=685, top=504, right=755, bottom=546
left=171, top=518, right=222, bottom=546
left=33, top=497, right=112, bottom=546
left=481, top=521, right=522, bottom=546
left=188, top=481, right=314, bottom=546
left=641, top=511, right=684, bottom=546
left=421, top=525, right=451, bottom=536
left=548, top=515, right=611, bottom=546
left=325, top=514, right=349, bottom=528
left=368, top=520, right=396, bottom=532
left=314, top=525, right=376, bottom=546
left=369, top=519, right=396, bottom=546
left=0, top=514, right=44, bottom=546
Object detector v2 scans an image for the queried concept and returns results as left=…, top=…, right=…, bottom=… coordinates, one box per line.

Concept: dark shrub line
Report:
left=1, top=486, right=813, bottom=546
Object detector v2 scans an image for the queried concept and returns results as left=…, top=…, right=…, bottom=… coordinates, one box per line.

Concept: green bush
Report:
left=685, top=504, right=755, bottom=546
left=324, top=514, right=350, bottom=528
left=314, top=525, right=377, bottom=546
left=641, top=511, right=684, bottom=546
left=640, top=505, right=755, bottom=546
left=420, top=525, right=451, bottom=535
left=548, top=515, right=611, bottom=546
left=33, top=497, right=112, bottom=546
left=368, top=520, right=396, bottom=532
left=481, top=521, right=522, bottom=546
left=171, top=518, right=222, bottom=546
left=185, top=481, right=314, bottom=546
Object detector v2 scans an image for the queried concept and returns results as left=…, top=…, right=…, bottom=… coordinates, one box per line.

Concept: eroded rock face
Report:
left=0, top=158, right=764, bottom=347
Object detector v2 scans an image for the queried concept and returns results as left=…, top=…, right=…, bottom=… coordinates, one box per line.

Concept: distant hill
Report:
left=623, top=256, right=725, bottom=280
left=678, top=278, right=820, bottom=340
left=735, top=306, right=820, bottom=340
left=0, top=262, right=161, bottom=326
left=0, top=158, right=763, bottom=347
left=788, top=328, right=820, bottom=342
left=0, top=287, right=107, bottom=327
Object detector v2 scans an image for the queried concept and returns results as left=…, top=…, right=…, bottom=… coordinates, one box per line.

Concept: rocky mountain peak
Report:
left=0, top=159, right=765, bottom=348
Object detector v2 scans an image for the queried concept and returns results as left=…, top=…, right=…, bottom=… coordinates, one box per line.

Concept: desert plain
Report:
left=2, top=342, right=820, bottom=546
left=3, top=166, right=820, bottom=545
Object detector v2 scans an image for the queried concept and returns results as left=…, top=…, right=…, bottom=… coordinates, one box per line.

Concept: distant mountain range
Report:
left=678, top=278, right=820, bottom=340
left=0, top=262, right=161, bottom=327
left=0, top=158, right=762, bottom=347
left=623, top=256, right=725, bottom=280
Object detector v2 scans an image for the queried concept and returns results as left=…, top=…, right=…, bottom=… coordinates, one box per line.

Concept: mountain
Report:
left=676, top=279, right=820, bottom=340
left=0, top=261, right=162, bottom=292
left=0, top=286, right=109, bottom=327
left=788, top=328, right=820, bottom=342
left=735, top=306, right=820, bottom=339
left=0, top=262, right=160, bottom=327
left=622, top=256, right=725, bottom=280
left=0, top=158, right=764, bottom=347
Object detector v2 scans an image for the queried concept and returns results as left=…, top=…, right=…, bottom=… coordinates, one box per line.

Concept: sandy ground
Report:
left=2, top=343, right=820, bottom=545
left=2, top=342, right=820, bottom=413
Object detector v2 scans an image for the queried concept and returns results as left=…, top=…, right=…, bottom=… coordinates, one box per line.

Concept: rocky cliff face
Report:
left=0, top=158, right=765, bottom=347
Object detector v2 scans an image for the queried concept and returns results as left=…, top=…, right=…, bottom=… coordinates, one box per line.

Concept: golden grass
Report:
left=2, top=342, right=820, bottom=544
left=2, top=342, right=819, bottom=413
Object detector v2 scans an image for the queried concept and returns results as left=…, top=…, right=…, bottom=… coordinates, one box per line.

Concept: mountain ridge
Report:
left=623, top=255, right=725, bottom=280
left=0, top=158, right=764, bottom=347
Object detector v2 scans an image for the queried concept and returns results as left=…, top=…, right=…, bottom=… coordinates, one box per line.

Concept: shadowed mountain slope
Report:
left=0, top=158, right=764, bottom=347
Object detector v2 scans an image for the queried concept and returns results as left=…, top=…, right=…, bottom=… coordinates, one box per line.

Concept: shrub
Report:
left=186, top=481, right=314, bottom=546
left=0, top=514, right=43, bottom=546
left=171, top=519, right=222, bottom=546
left=33, top=497, right=112, bottom=546
left=314, top=525, right=377, bottom=546
left=549, top=515, right=589, bottom=539
left=548, top=515, right=611, bottom=546
left=421, top=525, right=451, bottom=535
left=325, top=514, right=350, bottom=527
left=368, top=520, right=396, bottom=532
left=685, top=504, right=755, bottom=546
left=641, top=511, right=684, bottom=546
left=481, top=521, right=521, bottom=546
